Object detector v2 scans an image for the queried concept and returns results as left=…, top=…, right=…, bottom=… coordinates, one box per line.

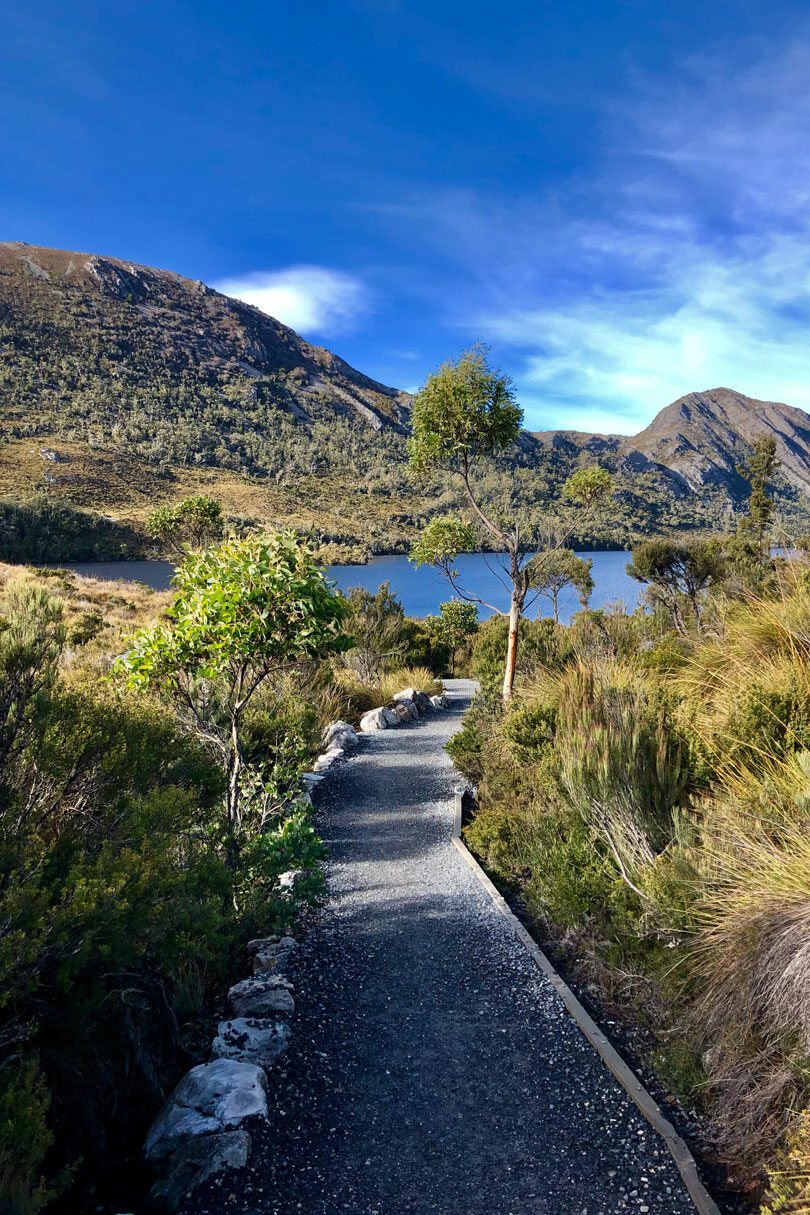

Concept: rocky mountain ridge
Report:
left=534, top=387, right=810, bottom=505
left=0, top=240, right=411, bottom=438
left=2, top=241, right=810, bottom=556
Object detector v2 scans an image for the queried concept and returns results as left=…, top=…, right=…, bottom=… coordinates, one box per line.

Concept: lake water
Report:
left=60, top=550, right=640, bottom=623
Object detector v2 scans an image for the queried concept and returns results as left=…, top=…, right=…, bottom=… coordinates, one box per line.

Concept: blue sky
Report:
left=3, top=1, right=810, bottom=433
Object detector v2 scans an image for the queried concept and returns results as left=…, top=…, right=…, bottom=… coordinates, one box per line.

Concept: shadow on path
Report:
left=183, top=679, right=694, bottom=1215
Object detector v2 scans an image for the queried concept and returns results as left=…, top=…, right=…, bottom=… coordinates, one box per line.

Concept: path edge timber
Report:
left=450, top=785, right=721, bottom=1215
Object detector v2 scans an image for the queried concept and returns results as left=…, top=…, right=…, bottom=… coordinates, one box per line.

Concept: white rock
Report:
left=252, top=940, right=296, bottom=974
left=322, top=720, right=359, bottom=749
left=144, top=1060, right=267, bottom=1162
left=150, top=1128, right=250, bottom=1209
left=313, top=747, right=343, bottom=772
left=211, top=1017, right=291, bottom=1068
left=247, top=935, right=280, bottom=952
left=392, top=687, right=418, bottom=703
left=359, top=707, right=390, bottom=732
left=229, top=975, right=295, bottom=1018
left=430, top=695, right=444, bottom=710
left=145, top=1107, right=221, bottom=1160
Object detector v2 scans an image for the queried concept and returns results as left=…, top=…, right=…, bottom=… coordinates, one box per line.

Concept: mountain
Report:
left=2, top=241, right=810, bottom=561
left=0, top=240, right=411, bottom=438
left=628, top=387, right=810, bottom=498
left=533, top=388, right=810, bottom=512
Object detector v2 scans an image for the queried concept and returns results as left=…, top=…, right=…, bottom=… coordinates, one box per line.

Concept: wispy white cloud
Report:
left=214, top=265, right=369, bottom=336
left=376, top=33, right=810, bottom=432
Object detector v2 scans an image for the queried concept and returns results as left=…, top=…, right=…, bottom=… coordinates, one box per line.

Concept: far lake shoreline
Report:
left=50, top=550, right=642, bottom=625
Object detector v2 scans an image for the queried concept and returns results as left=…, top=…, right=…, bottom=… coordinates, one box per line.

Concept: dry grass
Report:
left=329, top=664, right=443, bottom=722
left=0, top=562, right=170, bottom=676
left=378, top=666, right=443, bottom=701
left=0, top=437, right=418, bottom=545
left=690, top=755, right=810, bottom=1166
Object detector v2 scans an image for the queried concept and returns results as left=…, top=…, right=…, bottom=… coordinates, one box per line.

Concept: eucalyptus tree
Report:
left=144, top=494, right=224, bottom=558
left=627, top=537, right=726, bottom=635
left=408, top=345, right=612, bottom=702
left=530, top=548, right=594, bottom=623
left=116, top=531, right=350, bottom=845
left=425, top=599, right=479, bottom=675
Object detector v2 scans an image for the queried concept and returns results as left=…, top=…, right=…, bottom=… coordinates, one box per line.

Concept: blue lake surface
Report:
left=62, top=550, right=641, bottom=623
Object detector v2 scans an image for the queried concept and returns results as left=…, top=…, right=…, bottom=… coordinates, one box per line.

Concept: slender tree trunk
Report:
left=225, top=715, right=243, bottom=867
left=502, top=594, right=521, bottom=703
left=688, top=589, right=703, bottom=635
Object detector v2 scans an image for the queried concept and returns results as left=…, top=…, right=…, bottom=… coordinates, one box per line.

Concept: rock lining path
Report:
left=186, top=679, right=695, bottom=1215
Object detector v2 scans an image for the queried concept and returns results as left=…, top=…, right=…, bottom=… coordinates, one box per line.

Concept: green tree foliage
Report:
left=144, top=494, right=224, bottom=558
left=425, top=599, right=479, bottom=675
left=0, top=497, right=142, bottom=563
left=408, top=344, right=612, bottom=702
left=339, top=582, right=409, bottom=682
left=0, top=562, right=343, bottom=1210
left=731, top=433, right=781, bottom=583
left=407, top=344, right=523, bottom=479
left=626, top=537, right=726, bottom=634
left=527, top=548, right=594, bottom=623
left=117, top=531, right=350, bottom=838
left=0, top=580, right=65, bottom=767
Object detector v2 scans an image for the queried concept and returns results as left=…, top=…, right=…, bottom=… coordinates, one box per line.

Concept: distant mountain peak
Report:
left=630, top=386, right=810, bottom=495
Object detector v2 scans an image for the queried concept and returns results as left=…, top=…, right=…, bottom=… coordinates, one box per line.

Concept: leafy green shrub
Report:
left=0, top=1059, right=53, bottom=1215
left=726, top=679, right=810, bottom=763
left=471, top=614, right=570, bottom=703
left=500, top=700, right=557, bottom=762
left=0, top=566, right=337, bottom=1208
left=445, top=711, right=485, bottom=782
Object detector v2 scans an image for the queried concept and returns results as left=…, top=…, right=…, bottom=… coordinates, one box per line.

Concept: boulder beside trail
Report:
left=322, top=720, right=359, bottom=750
left=359, top=706, right=397, bottom=732
left=314, top=746, right=343, bottom=771
left=144, top=1059, right=268, bottom=1162
left=211, top=1017, right=291, bottom=1068
left=252, top=936, right=298, bottom=975
left=392, top=688, right=433, bottom=714
left=150, top=1129, right=251, bottom=1210
left=229, top=974, right=295, bottom=1018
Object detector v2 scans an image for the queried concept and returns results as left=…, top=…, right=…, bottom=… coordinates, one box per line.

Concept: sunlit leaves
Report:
left=410, top=517, right=478, bottom=570
left=407, top=344, right=522, bottom=477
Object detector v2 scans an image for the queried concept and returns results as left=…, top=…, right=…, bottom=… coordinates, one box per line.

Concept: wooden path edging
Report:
left=451, top=787, right=721, bottom=1215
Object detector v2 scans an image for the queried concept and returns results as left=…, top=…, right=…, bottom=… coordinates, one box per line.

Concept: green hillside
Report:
left=2, top=241, right=810, bottom=560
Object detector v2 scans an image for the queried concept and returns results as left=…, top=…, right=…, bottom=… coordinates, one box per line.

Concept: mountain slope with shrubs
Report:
left=4, top=242, right=810, bottom=560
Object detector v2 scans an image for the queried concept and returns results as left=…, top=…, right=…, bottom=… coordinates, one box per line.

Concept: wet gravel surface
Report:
left=185, top=679, right=695, bottom=1215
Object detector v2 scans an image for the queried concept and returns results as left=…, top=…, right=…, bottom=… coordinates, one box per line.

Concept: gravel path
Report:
left=187, top=679, right=695, bottom=1215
